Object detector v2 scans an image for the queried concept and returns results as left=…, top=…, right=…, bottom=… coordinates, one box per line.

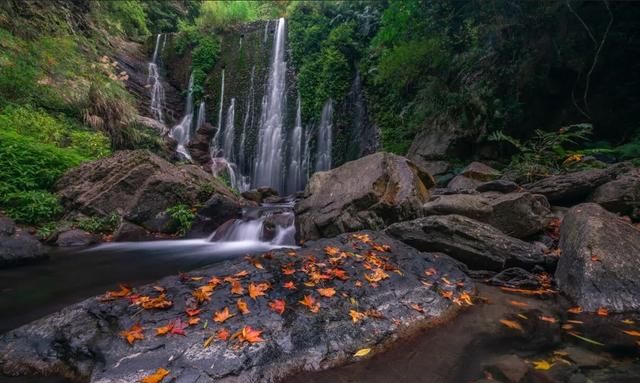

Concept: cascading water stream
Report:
left=239, top=65, right=256, bottom=176
left=222, top=98, right=236, bottom=162
left=315, top=99, right=334, bottom=171
left=148, top=34, right=166, bottom=126
left=287, top=95, right=304, bottom=193
left=253, top=17, right=287, bottom=192
left=196, top=101, right=206, bottom=130
left=169, top=73, right=194, bottom=161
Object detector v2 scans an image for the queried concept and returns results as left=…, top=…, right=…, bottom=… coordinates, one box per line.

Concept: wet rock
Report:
left=524, top=162, right=633, bottom=206
left=385, top=215, right=551, bottom=271
left=556, top=203, right=640, bottom=312
left=55, top=150, right=241, bottom=234
left=423, top=192, right=551, bottom=239
left=448, top=162, right=501, bottom=192
left=587, top=169, right=640, bottom=219
left=55, top=229, right=96, bottom=247
left=113, top=221, right=150, bottom=242
left=296, top=152, right=435, bottom=240
left=134, top=115, right=167, bottom=135
left=243, top=187, right=280, bottom=204
left=0, top=231, right=473, bottom=382
left=484, top=354, right=528, bottom=383
left=188, top=194, right=243, bottom=237
left=490, top=267, right=546, bottom=289
left=476, top=180, right=522, bottom=194
left=187, top=122, right=217, bottom=165
left=559, top=346, right=610, bottom=369
left=0, top=214, right=48, bottom=268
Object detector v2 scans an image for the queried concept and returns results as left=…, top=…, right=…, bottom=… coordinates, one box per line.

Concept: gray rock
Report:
left=241, top=187, right=279, bottom=204
left=476, top=180, right=522, bottom=194
left=448, top=162, right=500, bottom=192
left=55, top=150, right=241, bottom=234
left=296, top=152, right=435, bottom=240
left=559, top=346, right=609, bottom=369
left=556, top=203, right=640, bottom=312
left=55, top=229, right=96, bottom=247
left=113, top=221, right=149, bottom=242
left=524, top=162, right=634, bottom=206
left=385, top=215, right=551, bottom=271
left=448, top=174, right=483, bottom=191
left=423, top=192, right=551, bottom=239
left=0, top=214, right=47, bottom=267
left=587, top=169, right=640, bottom=219
left=484, top=354, right=528, bottom=383
left=0, top=231, right=473, bottom=383
left=188, top=194, right=243, bottom=237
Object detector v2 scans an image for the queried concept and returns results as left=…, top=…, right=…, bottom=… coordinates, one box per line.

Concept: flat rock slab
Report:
left=0, top=231, right=473, bottom=383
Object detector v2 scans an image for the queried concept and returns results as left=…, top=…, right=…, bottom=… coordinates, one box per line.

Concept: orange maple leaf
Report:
left=192, top=285, right=214, bottom=303
left=567, top=306, right=583, bottom=314
left=364, top=268, right=389, bottom=284
left=234, top=270, right=250, bottom=278
left=597, top=307, right=609, bottom=317
left=350, top=309, right=366, bottom=323
left=409, top=303, right=425, bottom=313
left=139, top=368, right=169, bottom=383
left=283, top=281, right=296, bottom=290
left=155, top=323, right=173, bottom=336
left=237, top=298, right=250, bottom=315
left=207, top=276, right=222, bottom=287
left=233, top=326, right=264, bottom=344
left=299, top=295, right=320, bottom=313
left=134, top=294, right=173, bottom=310
left=188, top=317, right=200, bottom=326
left=317, top=287, right=336, bottom=298
left=230, top=280, right=245, bottom=295
left=185, top=308, right=201, bottom=317
left=217, top=328, right=230, bottom=341
left=500, top=319, right=524, bottom=332
left=103, top=284, right=132, bottom=300
left=248, top=282, right=270, bottom=300
left=213, top=307, right=235, bottom=323
left=269, top=299, right=286, bottom=315
left=120, top=323, right=144, bottom=344
left=281, top=265, right=296, bottom=275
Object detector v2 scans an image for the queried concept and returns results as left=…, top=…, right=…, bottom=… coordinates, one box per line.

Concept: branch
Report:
left=566, top=0, right=597, bottom=47
left=583, top=0, right=613, bottom=112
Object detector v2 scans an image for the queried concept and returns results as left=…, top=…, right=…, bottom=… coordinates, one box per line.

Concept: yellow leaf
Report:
left=532, top=360, right=553, bottom=370
left=353, top=348, right=371, bottom=357
left=139, top=368, right=169, bottom=383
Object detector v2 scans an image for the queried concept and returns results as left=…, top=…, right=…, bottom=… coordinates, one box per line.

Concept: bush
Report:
left=2, top=191, right=62, bottom=225
left=196, top=1, right=258, bottom=31
left=165, top=204, right=195, bottom=235
left=75, top=213, right=120, bottom=234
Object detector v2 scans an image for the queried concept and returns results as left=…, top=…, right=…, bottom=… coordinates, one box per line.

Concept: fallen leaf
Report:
left=192, top=285, right=214, bottom=303
left=623, top=330, right=640, bottom=337
left=207, top=276, right=222, bottom=287
left=139, top=368, right=169, bottom=383
left=213, top=307, right=235, bottom=323
left=245, top=256, right=264, bottom=269
left=233, top=326, right=264, bottom=344
left=155, top=324, right=173, bottom=336
left=567, top=306, right=583, bottom=314
left=532, top=360, right=553, bottom=370
left=364, top=268, right=389, bottom=284
left=185, top=308, right=201, bottom=317
left=217, top=328, right=230, bottom=341
left=190, top=276, right=204, bottom=282
left=269, top=299, right=286, bottom=315
left=597, top=307, right=609, bottom=317
left=453, top=292, right=473, bottom=306
left=234, top=270, right=250, bottom=278
left=283, top=281, right=296, bottom=290
left=622, top=319, right=636, bottom=325
left=203, top=335, right=215, bottom=348
left=299, top=295, right=320, bottom=313
left=237, top=298, right=250, bottom=315
left=170, top=319, right=188, bottom=336
left=500, top=319, right=524, bottom=332
left=567, top=320, right=584, bottom=324
left=353, top=348, right=371, bottom=357
left=328, top=268, right=349, bottom=281
left=424, top=268, right=437, bottom=276
left=248, top=282, right=270, bottom=300
left=281, top=265, right=296, bottom=275
left=188, top=317, right=200, bottom=326
left=324, top=246, right=340, bottom=256
left=317, top=287, right=336, bottom=298
left=350, top=309, right=366, bottom=323
left=409, top=303, right=425, bottom=313
left=509, top=300, right=529, bottom=308
left=540, top=315, right=557, bottom=324
left=230, top=280, right=245, bottom=295
left=103, top=284, right=132, bottom=300
left=120, top=323, right=144, bottom=344
left=133, top=294, right=173, bottom=310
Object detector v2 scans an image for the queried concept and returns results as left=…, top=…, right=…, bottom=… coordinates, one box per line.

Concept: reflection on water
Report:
left=0, top=239, right=293, bottom=335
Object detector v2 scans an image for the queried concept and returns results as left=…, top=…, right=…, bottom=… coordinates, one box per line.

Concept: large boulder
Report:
left=0, top=215, right=47, bottom=267
left=556, top=203, right=640, bottom=312
left=55, top=150, right=242, bottom=234
left=55, top=229, right=97, bottom=247
left=587, top=169, right=640, bottom=219
left=0, top=231, right=473, bottom=382
left=295, top=152, right=435, bottom=240
left=447, top=162, right=501, bottom=192
left=524, top=162, right=634, bottom=206
left=423, top=192, right=551, bottom=239
left=385, top=215, right=551, bottom=271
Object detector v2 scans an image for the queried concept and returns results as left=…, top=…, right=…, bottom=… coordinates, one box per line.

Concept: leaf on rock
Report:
left=540, top=315, right=557, bottom=324
left=283, top=281, right=296, bottom=290
left=102, top=284, right=132, bottom=300
left=185, top=308, right=201, bottom=317
left=269, top=299, right=286, bottom=315
left=170, top=319, right=188, bottom=336
left=139, top=368, right=169, bottom=383
left=237, top=298, right=250, bottom=315
left=622, top=319, right=636, bottom=325
left=213, top=307, right=235, bottom=323
left=352, top=233, right=372, bottom=243
left=424, top=268, right=437, bottom=276
left=353, top=348, right=371, bottom=357
left=245, top=256, right=264, bottom=269
left=281, top=265, right=296, bottom=275
left=532, top=360, right=553, bottom=370
left=187, top=317, right=200, bottom=326
left=350, top=310, right=366, bottom=323
left=324, top=246, right=341, bottom=256
left=500, top=319, right=524, bottom=332
left=248, top=282, right=270, bottom=300
left=597, top=307, right=609, bottom=317
left=623, top=330, right=640, bottom=337
left=230, top=280, right=245, bottom=295
left=133, top=294, right=173, bottom=310
left=120, top=323, right=144, bottom=345
left=192, top=286, right=214, bottom=304
left=317, top=287, right=336, bottom=298
left=409, top=303, right=425, bottom=313
left=364, top=268, right=389, bottom=284
left=155, top=324, right=173, bottom=336
left=567, top=306, right=583, bottom=314
left=217, top=328, right=230, bottom=341
left=509, top=300, right=529, bottom=308
left=299, top=295, right=320, bottom=313
left=233, top=326, right=264, bottom=344
left=234, top=270, right=250, bottom=278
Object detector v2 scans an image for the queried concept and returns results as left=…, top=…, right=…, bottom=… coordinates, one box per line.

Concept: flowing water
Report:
left=253, top=17, right=287, bottom=192
left=315, top=99, right=333, bottom=172
left=287, top=95, right=304, bottom=193
left=222, top=98, right=236, bottom=162
left=196, top=100, right=206, bottom=131
left=147, top=34, right=166, bottom=127
left=169, top=73, right=194, bottom=161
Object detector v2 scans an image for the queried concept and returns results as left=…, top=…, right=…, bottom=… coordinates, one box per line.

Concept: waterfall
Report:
left=169, top=73, right=194, bottom=161
left=253, top=17, right=287, bottom=191
left=239, top=65, right=256, bottom=176
left=286, top=95, right=304, bottom=193
left=147, top=34, right=166, bottom=126
left=196, top=101, right=206, bottom=130
left=315, top=100, right=334, bottom=171
left=222, top=98, right=236, bottom=162
left=264, top=20, right=270, bottom=43
left=302, top=126, right=312, bottom=182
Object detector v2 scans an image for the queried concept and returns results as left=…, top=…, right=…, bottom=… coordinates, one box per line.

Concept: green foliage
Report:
left=196, top=1, right=259, bottom=31
left=91, top=1, right=150, bottom=38
left=75, top=213, right=120, bottom=234
left=2, top=191, right=63, bottom=225
left=142, top=0, right=200, bottom=33
left=489, top=124, right=593, bottom=182
left=165, top=204, right=195, bottom=235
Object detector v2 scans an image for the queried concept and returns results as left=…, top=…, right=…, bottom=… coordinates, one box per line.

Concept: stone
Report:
left=0, top=214, right=48, bottom=268
left=0, top=231, right=473, bottom=383
left=296, top=152, right=435, bottom=240
left=587, top=169, right=640, bottom=219
left=55, top=150, right=241, bottom=234
left=490, top=267, right=546, bottom=289
left=524, top=162, right=633, bottom=206
left=484, top=354, right=529, bottom=383
left=447, top=174, right=483, bottom=191
left=559, top=346, right=609, bottom=369
left=241, top=187, right=279, bottom=204
left=187, top=194, right=243, bottom=238
left=55, top=229, right=96, bottom=247
left=423, top=192, right=551, bottom=239
left=386, top=215, right=552, bottom=271
left=555, top=203, right=640, bottom=312
left=476, top=180, right=522, bottom=194
left=113, top=221, right=150, bottom=242
left=447, top=162, right=501, bottom=192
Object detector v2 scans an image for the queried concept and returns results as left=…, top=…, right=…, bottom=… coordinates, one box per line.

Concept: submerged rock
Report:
left=55, top=150, right=241, bottom=235
left=0, top=215, right=48, bottom=268
left=296, top=152, right=435, bottom=240
left=0, top=231, right=473, bottom=382
left=556, top=203, right=640, bottom=312
left=524, top=162, right=633, bottom=206
left=385, top=215, right=551, bottom=271
left=423, top=192, right=551, bottom=239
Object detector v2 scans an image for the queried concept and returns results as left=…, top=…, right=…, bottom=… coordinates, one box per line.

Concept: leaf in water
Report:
left=532, top=360, right=553, bottom=370
left=213, top=307, right=235, bottom=323
left=120, top=323, right=144, bottom=345
left=353, top=348, right=371, bottom=357
left=622, top=319, right=636, bottom=325
left=139, top=368, right=169, bottom=383
left=317, top=287, right=336, bottom=298
left=623, top=330, right=640, bottom=337
left=500, top=319, right=524, bottom=332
